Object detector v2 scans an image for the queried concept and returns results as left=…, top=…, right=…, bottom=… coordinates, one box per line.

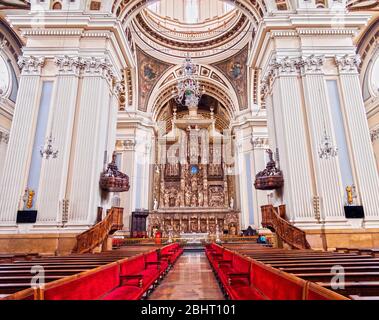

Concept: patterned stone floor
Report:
left=148, top=251, right=225, bottom=300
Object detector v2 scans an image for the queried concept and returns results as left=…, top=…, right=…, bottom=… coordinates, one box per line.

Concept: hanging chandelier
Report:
left=40, top=133, right=58, bottom=159
left=318, top=129, right=338, bottom=159
left=174, top=54, right=203, bottom=109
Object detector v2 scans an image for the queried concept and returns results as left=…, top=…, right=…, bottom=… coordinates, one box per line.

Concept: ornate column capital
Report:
left=335, top=54, right=361, bottom=74
left=270, top=56, right=300, bottom=76
left=251, top=136, right=269, bottom=149
left=54, top=55, right=81, bottom=75
left=118, top=139, right=136, bottom=151
left=299, top=55, right=325, bottom=74
left=81, top=56, right=115, bottom=81
left=17, top=55, right=45, bottom=75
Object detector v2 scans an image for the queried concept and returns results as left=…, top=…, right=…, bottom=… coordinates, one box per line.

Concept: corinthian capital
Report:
left=270, top=56, right=300, bottom=75
left=54, top=55, right=81, bottom=74
left=300, top=55, right=325, bottom=74
left=335, top=54, right=361, bottom=73
left=17, top=55, right=45, bottom=74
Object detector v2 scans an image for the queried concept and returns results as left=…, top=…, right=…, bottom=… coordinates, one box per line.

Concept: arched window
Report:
left=185, top=0, right=199, bottom=23
left=0, top=55, right=10, bottom=97
left=371, top=56, right=379, bottom=95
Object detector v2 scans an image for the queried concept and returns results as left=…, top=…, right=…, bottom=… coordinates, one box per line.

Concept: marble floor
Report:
left=148, top=251, right=225, bottom=300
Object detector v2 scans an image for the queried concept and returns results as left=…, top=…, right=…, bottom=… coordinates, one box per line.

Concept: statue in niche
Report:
left=153, top=198, right=158, bottom=211
left=181, top=220, right=189, bottom=233
left=191, top=176, right=198, bottom=191
left=200, top=220, right=207, bottom=233
left=191, top=219, right=198, bottom=232
left=164, top=191, right=170, bottom=207
left=185, top=187, right=192, bottom=206
left=191, top=193, right=198, bottom=207
left=175, top=195, right=181, bottom=207
left=230, top=197, right=234, bottom=209
left=198, top=185, right=204, bottom=207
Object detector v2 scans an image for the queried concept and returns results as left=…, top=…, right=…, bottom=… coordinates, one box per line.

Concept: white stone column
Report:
left=67, top=57, right=115, bottom=227
left=336, top=55, right=379, bottom=224
left=0, top=56, right=45, bottom=226
left=118, top=138, right=136, bottom=232
left=268, top=57, right=315, bottom=223
left=300, top=55, right=345, bottom=223
left=250, top=137, right=270, bottom=228
left=36, top=56, right=80, bottom=225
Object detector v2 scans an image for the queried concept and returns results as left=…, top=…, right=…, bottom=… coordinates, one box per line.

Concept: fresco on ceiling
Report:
left=136, top=46, right=173, bottom=112
left=212, top=45, right=248, bottom=110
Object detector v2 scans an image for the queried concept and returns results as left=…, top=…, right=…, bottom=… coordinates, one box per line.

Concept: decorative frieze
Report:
left=335, top=54, right=361, bottom=73
left=17, top=55, right=45, bottom=75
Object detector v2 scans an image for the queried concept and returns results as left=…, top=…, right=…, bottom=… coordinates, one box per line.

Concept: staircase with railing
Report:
left=73, top=207, right=124, bottom=254
left=261, top=205, right=311, bottom=250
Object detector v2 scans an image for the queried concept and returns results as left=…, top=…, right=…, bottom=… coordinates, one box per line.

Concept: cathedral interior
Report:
left=0, top=0, right=379, bottom=301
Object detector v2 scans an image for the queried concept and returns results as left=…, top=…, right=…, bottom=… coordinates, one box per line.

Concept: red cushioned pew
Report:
left=160, top=243, right=184, bottom=265
left=4, top=243, right=183, bottom=300
left=206, top=243, right=348, bottom=300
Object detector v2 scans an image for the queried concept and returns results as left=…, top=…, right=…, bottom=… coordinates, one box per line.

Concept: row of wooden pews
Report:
left=0, top=243, right=183, bottom=300
left=205, top=243, right=347, bottom=300
left=223, top=243, right=379, bottom=300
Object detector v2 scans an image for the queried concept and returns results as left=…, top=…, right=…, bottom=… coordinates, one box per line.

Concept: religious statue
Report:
left=346, top=185, right=353, bottom=205
left=198, top=185, right=204, bottom=207
left=191, top=193, right=198, bottom=207
left=185, top=187, right=191, bottom=206
left=21, top=188, right=28, bottom=209
left=164, top=191, right=170, bottom=207
left=230, top=197, right=234, bottom=209
left=26, top=189, right=35, bottom=209
left=153, top=198, right=158, bottom=210
left=152, top=226, right=159, bottom=238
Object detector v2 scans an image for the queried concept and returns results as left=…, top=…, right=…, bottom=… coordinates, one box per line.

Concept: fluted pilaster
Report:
left=0, top=59, right=44, bottom=223
left=68, top=68, right=111, bottom=225
left=269, top=57, right=315, bottom=222
left=336, top=55, right=379, bottom=220
left=36, top=58, right=80, bottom=224
left=300, top=56, right=345, bottom=221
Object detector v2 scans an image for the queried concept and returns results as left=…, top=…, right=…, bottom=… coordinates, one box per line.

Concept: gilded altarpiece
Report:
left=149, top=127, right=239, bottom=237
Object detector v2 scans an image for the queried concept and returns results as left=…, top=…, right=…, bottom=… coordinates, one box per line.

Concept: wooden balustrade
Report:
left=73, top=207, right=124, bottom=254
left=261, top=205, right=310, bottom=250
